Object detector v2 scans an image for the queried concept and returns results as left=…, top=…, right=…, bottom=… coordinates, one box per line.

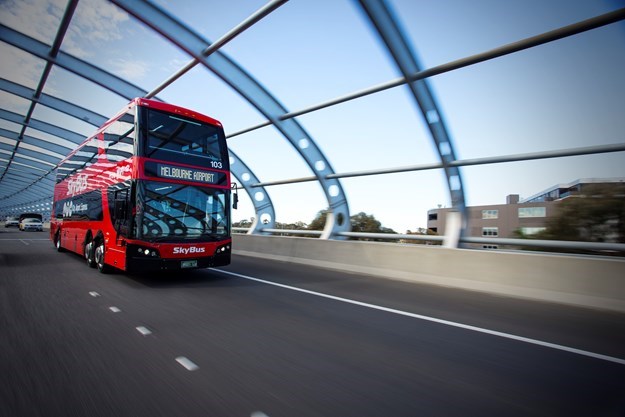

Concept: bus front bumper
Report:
left=126, top=252, right=231, bottom=272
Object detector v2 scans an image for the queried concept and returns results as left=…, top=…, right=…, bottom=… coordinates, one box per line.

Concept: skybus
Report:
left=51, top=98, right=234, bottom=273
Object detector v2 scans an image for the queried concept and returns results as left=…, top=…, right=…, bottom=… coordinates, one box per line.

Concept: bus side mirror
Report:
left=231, top=183, right=238, bottom=210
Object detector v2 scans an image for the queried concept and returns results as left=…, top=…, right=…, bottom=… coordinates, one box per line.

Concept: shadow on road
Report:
left=116, top=267, right=258, bottom=289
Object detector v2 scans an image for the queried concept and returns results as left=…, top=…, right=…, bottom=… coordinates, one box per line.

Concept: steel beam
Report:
left=358, top=0, right=467, bottom=247
left=229, top=150, right=276, bottom=234
left=0, top=24, right=149, bottom=100
left=112, top=0, right=351, bottom=239
left=0, top=78, right=108, bottom=127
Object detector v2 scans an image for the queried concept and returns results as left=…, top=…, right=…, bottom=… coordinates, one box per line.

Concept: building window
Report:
left=520, top=227, right=546, bottom=236
left=518, top=207, right=546, bottom=218
left=482, top=227, right=498, bottom=237
left=482, top=209, right=498, bottom=219
left=428, top=213, right=438, bottom=221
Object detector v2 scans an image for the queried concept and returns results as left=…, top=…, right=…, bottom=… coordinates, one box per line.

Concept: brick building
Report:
left=426, top=178, right=625, bottom=249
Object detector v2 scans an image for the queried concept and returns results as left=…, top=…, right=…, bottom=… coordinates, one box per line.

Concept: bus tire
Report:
left=85, top=238, right=96, bottom=268
left=55, top=231, right=65, bottom=252
left=94, top=240, right=111, bottom=274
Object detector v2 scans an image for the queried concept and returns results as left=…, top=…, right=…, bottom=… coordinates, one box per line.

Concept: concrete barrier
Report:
left=233, top=234, right=625, bottom=313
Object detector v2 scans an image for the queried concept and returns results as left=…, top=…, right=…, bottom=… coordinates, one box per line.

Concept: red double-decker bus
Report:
left=51, top=98, right=233, bottom=273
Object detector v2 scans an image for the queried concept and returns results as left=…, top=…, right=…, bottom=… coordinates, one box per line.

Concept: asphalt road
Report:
left=2, top=229, right=625, bottom=417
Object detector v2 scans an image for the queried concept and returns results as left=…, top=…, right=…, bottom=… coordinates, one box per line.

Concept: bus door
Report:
left=108, top=186, right=132, bottom=269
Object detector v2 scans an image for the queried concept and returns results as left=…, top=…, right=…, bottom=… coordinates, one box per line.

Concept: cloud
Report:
left=167, top=58, right=190, bottom=72
left=109, top=58, right=149, bottom=81
left=0, top=0, right=130, bottom=59
left=70, top=0, right=129, bottom=42
left=0, top=43, right=46, bottom=90
left=65, top=0, right=130, bottom=57
left=0, top=0, right=65, bottom=44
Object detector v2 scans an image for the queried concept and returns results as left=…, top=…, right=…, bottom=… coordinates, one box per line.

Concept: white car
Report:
left=4, top=216, right=19, bottom=228
left=19, top=218, right=44, bottom=231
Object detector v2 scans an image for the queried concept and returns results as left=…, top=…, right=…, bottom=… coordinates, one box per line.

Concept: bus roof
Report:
left=58, top=98, right=223, bottom=166
left=134, top=98, right=223, bottom=127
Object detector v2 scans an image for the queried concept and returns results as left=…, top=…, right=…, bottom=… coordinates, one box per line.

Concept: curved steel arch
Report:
left=0, top=78, right=108, bottom=127
left=9, top=148, right=60, bottom=165
left=0, top=107, right=81, bottom=204
left=0, top=22, right=148, bottom=207
left=229, top=150, right=276, bottom=234
left=0, top=24, right=148, bottom=101
left=0, top=109, right=86, bottom=144
left=5, top=172, right=55, bottom=186
left=2, top=182, right=51, bottom=200
left=1, top=128, right=73, bottom=156
left=112, top=0, right=351, bottom=239
left=0, top=24, right=275, bottom=223
left=358, top=0, right=468, bottom=247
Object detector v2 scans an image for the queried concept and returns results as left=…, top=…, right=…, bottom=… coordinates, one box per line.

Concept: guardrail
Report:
left=232, top=233, right=625, bottom=313
left=233, top=227, right=625, bottom=254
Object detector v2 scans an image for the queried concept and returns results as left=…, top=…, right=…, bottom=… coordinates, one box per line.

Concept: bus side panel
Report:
left=58, top=223, right=85, bottom=255
left=104, top=232, right=127, bottom=271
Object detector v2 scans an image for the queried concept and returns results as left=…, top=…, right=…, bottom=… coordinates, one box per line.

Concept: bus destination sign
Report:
left=145, top=161, right=227, bottom=186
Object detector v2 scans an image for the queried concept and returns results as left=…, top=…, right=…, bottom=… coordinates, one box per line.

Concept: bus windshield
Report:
left=138, top=181, right=229, bottom=241
left=144, top=108, right=225, bottom=167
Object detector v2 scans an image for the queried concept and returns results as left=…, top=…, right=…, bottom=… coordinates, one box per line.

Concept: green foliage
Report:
left=350, top=211, right=396, bottom=234
left=308, top=211, right=327, bottom=231
left=537, top=184, right=625, bottom=244
left=308, top=210, right=396, bottom=240
left=403, top=227, right=441, bottom=245
left=232, top=218, right=254, bottom=228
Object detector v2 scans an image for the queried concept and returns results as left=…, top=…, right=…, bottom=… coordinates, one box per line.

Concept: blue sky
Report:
left=1, top=0, right=624, bottom=232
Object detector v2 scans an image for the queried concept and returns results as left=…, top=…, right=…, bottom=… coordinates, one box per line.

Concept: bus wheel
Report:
left=94, top=241, right=110, bottom=274
left=85, top=240, right=96, bottom=268
left=55, top=231, right=65, bottom=252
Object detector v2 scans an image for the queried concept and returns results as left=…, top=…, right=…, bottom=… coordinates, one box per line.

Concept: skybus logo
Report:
left=173, top=247, right=206, bottom=255
left=67, top=174, right=88, bottom=197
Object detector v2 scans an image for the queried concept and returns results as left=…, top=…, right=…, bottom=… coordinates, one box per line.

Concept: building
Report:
left=427, top=178, right=625, bottom=249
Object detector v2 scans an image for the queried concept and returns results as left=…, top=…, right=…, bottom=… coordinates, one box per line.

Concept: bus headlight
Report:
left=216, top=244, right=231, bottom=254
left=133, top=246, right=159, bottom=258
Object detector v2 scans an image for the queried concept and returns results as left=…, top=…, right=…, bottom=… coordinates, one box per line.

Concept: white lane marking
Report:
left=136, top=326, right=152, bottom=336
left=89, top=291, right=100, bottom=297
left=213, top=269, right=625, bottom=366
left=251, top=412, right=270, bottom=417
left=175, top=356, right=199, bottom=371
left=19, top=240, right=29, bottom=246
left=109, top=306, right=121, bottom=313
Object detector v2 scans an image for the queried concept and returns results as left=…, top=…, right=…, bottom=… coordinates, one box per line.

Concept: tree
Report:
left=350, top=212, right=395, bottom=234
left=232, top=218, right=254, bottom=228
left=514, top=183, right=625, bottom=256
left=537, top=183, right=625, bottom=244
left=308, top=210, right=327, bottom=231
left=308, top=210, right=396, bottom=240
left=403, top=227, right=441, bottom=245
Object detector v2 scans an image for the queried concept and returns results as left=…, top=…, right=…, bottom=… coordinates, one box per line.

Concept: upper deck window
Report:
left=143, top=108, right=225, bottom=167
left=103, top=110, right=135, bottom=162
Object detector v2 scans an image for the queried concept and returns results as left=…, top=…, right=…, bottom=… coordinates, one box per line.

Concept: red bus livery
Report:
left=51, top=98, right=232, bottom=273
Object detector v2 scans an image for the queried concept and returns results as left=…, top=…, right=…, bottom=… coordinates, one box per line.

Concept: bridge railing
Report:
left=232, top=233, right=625, bottom=313
left=233, top=227, right=625, bottom=255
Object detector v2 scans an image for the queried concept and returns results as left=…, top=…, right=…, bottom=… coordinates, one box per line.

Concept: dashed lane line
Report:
left=136, top=326, right=152, bottom=336
left=175, top=356, right=199, bottom=371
